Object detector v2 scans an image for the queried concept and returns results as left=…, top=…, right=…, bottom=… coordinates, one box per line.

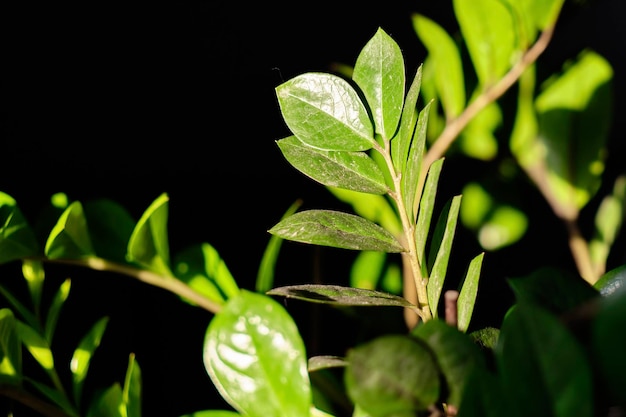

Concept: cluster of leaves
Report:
left=1, top=0, right=626, bottom=416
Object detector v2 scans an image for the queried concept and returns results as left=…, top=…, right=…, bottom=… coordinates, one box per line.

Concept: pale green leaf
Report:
left=268, top=210, right=405, bottom=253
left=204, top=290, right=311, bottom=417
left=16, top=320, right=54, bottom=372
left=71, top=316, right=109, bottom=405
left=276, top=136, right=388, bottom=194
left=276, top=73, right=374, bottom=151
left=353, top=27, right=405, bottom=140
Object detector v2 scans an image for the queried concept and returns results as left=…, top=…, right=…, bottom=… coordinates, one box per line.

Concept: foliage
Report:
left=1, top=0, right=625, bottom=416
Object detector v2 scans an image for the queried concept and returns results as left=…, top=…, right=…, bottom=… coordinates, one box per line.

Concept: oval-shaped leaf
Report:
left=127, top=193, right=172, bottom=276
left=276, top=72, right=374, bottom=151
left=267, top=284, right=417, bottom=309
left=353, top=27, right=405, bottom=140
left=203, top=290, right=311, bottom=417
left=497, top=303, right=593, bottom=417
left=345, top=334, right=440, bottom=416
left=45, top=201, right=95, bottom=260
left=0, top=192, right=39, bottom=264
left=276, top=136, right=388, bottom=194
left=268, top=210, right=405, bottom=253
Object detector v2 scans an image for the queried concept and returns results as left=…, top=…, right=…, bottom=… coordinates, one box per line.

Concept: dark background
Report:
left=2, top=1, right=625, bottom=415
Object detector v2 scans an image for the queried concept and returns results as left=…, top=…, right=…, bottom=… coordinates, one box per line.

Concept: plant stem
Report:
left=0, top=384, right=73, bottom=417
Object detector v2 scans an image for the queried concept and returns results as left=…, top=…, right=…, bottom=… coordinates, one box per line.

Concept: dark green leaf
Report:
left=469, top=327, right=500, bottom=351
left=415, top=158, right=444, bottom=268
left=353, top=27, right=405, bottom=140
left=0, top=309, right=21, bottom=385
left=267, top=284, right=417, bottom=310
left=203, top=290, right=311, bottom=417
left=594, top=263, right=626, bottom=296
left=44, top=278, right=70, bottom=344
left=392, top=64, right=422, bottom=174
left=123, top=353, right=142, bottom=417
left=86, top=383, right=124, bottom=417
left=403, top=102, right=431, bottom=222
left=268, top=210, right=405, bottom=253
left=276, top=73, right=374, bottom=151
left=276, top=136, right=388, bottom=194
left=456, top=367, right=513, bottom=417
left=84, top=199, right=135, bottom=263
left=497, top=304, right=593, bottom=417
left=345, top=334, right=440, bottom=416
left=45, top=201, right=95, bottom=259
left=413, top=319, right=486, bottom=407
left=0, top=192, right=39, bottom=264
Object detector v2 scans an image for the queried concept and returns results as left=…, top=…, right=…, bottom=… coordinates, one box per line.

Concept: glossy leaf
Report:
left=453, top=0, right=517, bottom=87
left=276, top=136, right=388, bottom=194
left=415, top=158, right=444, bottom=269
left=352, top=27, right=405, bottom=140
left=507, top=266, right=598, bottom=315
left=84, top=198, right=135, bottom=263
left=71, top=316, right=109, bottom=405
left=276, top=72, right=374, bottom=151
left=127, top=192, right=172, bottom=276
left=267, top=284, right=417, bottom=310
left=326, top=187, right=402, bottom=236
left=257, top=200, right=302, bottom=294
left=592, top=285, right=626, bottom=405
left=413, top=319, right=486, bottom=407
left=412, top=14, right=465, bottom=118
left=535, top=50, right=613, bottom=213
left=594, top=263, right=626, bottom=296
left=45, top=201, right=95, bottom=260
left=427, top=195, right=462, bottom=316
left=345, top=334, right=440, bottom=416
left=174, top=242, right=240, bottom=306
left=403, top=102, right=431, bottom=222
left=392, top=64, right=422, bottom=174
left=0, top=192, right=39, bottom=264
left=268, top=210, right=405, bottom=253
left=0, top=308, right=21, bottom=385
left=204, top=290, right=311, bottom=417
left=497, top=304, right=593, bottom=417
left=457, top=252, right=485, bottom=332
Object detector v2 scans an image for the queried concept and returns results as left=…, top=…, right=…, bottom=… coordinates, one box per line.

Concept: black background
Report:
left=2, top=1, right=626, bottom=415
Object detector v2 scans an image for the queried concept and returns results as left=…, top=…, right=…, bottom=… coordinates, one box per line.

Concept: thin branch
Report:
left=0, top=385, right=73, bottom=417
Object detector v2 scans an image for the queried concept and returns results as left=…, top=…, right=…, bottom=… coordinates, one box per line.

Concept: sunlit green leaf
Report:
left=459, top=100, right=500, bottom=160
left=123, top=353, right=142, bottom=417
left=345, top=334, right=440, bottom=416
left=590, top=175, right=626, bottom=273
left=412, top=14, right=465, bottom=118
left=457, top=252, right=485, bottom=332
left=71, top=316, right=109, bottom=405
left=86, top=383, right=124, bottom=417
left=45, top=201, right=94, bottom=259
left=16, top=320, right=54, bottom=372
left=268, top=210, right=405, bottom=253
left=276, top=136, right=388, bottom=195
left=497, top=304, right=593, bottom=417
left=427, top=195, right=462, bottom=316
left=44, top=278, right=71, bottom=344
left=350, top=251, right=387, bottom=290
left=276, top=73, right=374, bottom=151
left=174, top=242, right=239, bottom=306
left=413, top=319, right=486, bottom=407
left=267, top=284, right=417, bottom=310
left=453, top=0, right=517, bottom=87
left=127, top=193, right=172, bottom=276
left=204, top=290, right=311, bottom=417
left=0, top=192, right=39, bottom=264
left=353, top=27, right=405, bottom=140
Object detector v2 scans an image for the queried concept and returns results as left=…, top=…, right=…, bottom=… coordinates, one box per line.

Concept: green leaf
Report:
left=45, top=201, right=95, bottom=259
left=179, top=411, right=241, bottom=417
left=84, top=198, right=136, bottom=263
left=345, top=334, right=440, bottom=416
left=535, top=50, right=613, bottom=213
left=71, top=316, right=109, bottom=405
left=413, top=319, right=486, bottom=407
left=415, top=158, right=444, bottom=269
left=592, top=285, right=626, bottom=405
left=457, top=252, right=485, bottom=332
left=276, top=136, right=388, bottom=194
left=123, top=353, right=142, bottom=417
left=455, top=367, right=512, bottom=417
left=308, top=355, right=348, bottom=372
left=523, top=0, right=566, bottom=30
left=16, top=320, right=54, bottom=372
left=392, top=64, right=422, bottom=174
left=497, top=303, right=593, bottom=417
left=350, top=251, right=387, bottom=290
left=352, top=27, right=405, bottom=140
left=326, top=187, right=402, bottom=236
left=267, top=284, right=417, bottom=310
left=403, top=102, right=432, bottom=222
left=257, top=200, right=302, bottom=294
left=0, top=192, right=39, bottom=264
left=268, top=210, right=405, bottom=253
left=412, top=14, right=465, bottom=118
left=427, top=195, right=462, bottom=317
left=127, top=193, right=172, bottom=276
left=22, top=260, right=45, bottom=320
left=507, top=266, right=598, bottom=315
left=589, top=175, right=626, bottom=272
left=453, top=0, right=517, bottom=87
left=459, top=99, right=500, bottom=161
left=468, top=327, right=500, bottom=351
left=276, top=72, right=374, bottom=151
left=203, top=290, right=311, bottom=417
left=174, top=242, right=239, bottom=306
left=44, top=278, right=71, bottom=344
left=28, top=378, right=79, bottom=416
left=0, top=309, right=22, bottom=385
left=594, top=263, right=626, bottom=296
left=86, top=383, right=124, bottom=417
